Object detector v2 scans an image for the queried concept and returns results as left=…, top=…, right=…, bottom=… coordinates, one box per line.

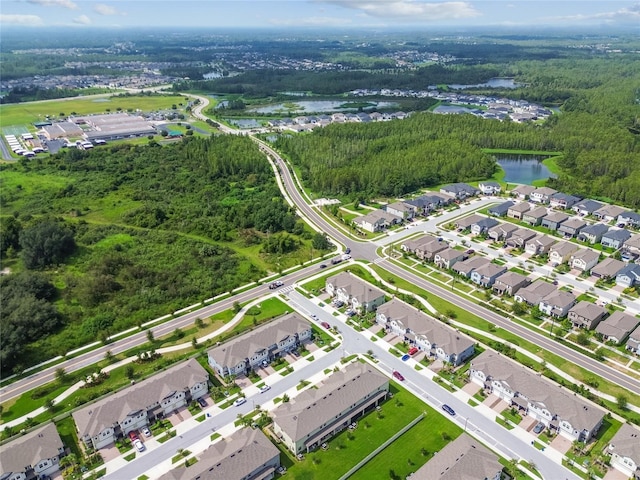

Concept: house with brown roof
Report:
left=73, top=359, right=209, bottom=450
left=451, top=256, right=490, bottom=278
left=0, top=423, right=66, bottom=480
left=522, top=206, right=548, bottom=226
left=595, top=311, right=640, bottom=344
left=570, top=249, right=600, bottom=273
left=627, top=326, right=640, bottom=356
left=158, top=429, right=280, bottom=480
left=549, top=242, right=579, bottom=265
left=541, top=211, right=568, bottom=231
left=514, top=280, right=556, bottom=306
left=492, top=271, right=530, bottom=296
left=558, top=218, right=587, bottom=238
left=488, top=222, right=519, bottom=242
left=510, top=184, right=535, bottom=200
left=434, top=248, right=466, bottom=269
left=530, top=187, right=557, bottom=204
left=207, top=313, right=312, bottom=378
left=385, top=201, right=416, bottom=220
left=591, top=257, right=626, bottom=279
left=326, top=271, right=386, bottom=312
left=353, top=210, right=398, bottom=233
left=272, top=363, right=389, bottom=454
left=539, top=290, right=576, bottom=318
left=507, top=202, right=530, bottom=220
left=414, top=238, right=448, bottom=261
left=594, top=204, right=626, bottom=223
left=525, top=235, right=557, bottom=256
left=376, top=299, right=475, bottom=366
left=568, top=301, right=608, bottom=329
left=505, top=228, right=536, bottom=248
left=470, top=263, right=508, bottom=287
left=607, top=423, right=640, bottom=479
left=454, top=213, right=484, bottom=231
left=625, top=234, right=640, bottom=254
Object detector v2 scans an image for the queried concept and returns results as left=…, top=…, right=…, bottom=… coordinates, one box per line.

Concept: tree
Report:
left=104, top=350, right=114, bottom=363
left=147, top=329, right=155, bottom=343
left=44, top=398, right=55, bottom=412
left=511, top=301, right=527, bottom=316
left=195, top=317, right=205, bottom=329
left=55, top=368, right=68, bottom=384
left=191, top=337, right=198, bottom=349
left=125, top=365, right=135, bottom=380
left=312, top=233, right=331, bottom=250
left=19, top=219, right=76, bottom=269
left=617, top=394, right=628, bottom=410
left=233, top=301, right=241, bottom=314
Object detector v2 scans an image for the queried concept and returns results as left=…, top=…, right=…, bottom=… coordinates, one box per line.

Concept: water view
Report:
left=495, top=155, right=556, bottom=185
left=446, top=78, right=521, bottom=90
left=248, top=100, right=399, bottom=114
left=432, top=105, right=478, bottom=114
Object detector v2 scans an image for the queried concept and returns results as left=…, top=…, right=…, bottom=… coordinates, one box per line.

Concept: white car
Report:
left=233, top=397, right=247, bottom=407
left=133, top=439, right=145, bottom=452
left=259, top=384, right=271, bottom=393
left=141, top=426, right=152, bottom=437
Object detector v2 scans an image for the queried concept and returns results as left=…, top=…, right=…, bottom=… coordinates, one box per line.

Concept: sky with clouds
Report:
left=1, top=0, right=639, bottom=29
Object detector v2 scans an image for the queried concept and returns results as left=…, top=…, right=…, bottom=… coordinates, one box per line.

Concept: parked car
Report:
left=466, top=249, right=475, bottom=254
left=321, top=321, right=331, bottom=329
left=128, top=431, right=139, bottom=442
left=133, top=439, right=145, bottom=452
left=259, top=384, right=271, bottom=393
left=141, top=426, right=152, bottom=437
left=533, top=422, right=545, bottom=434
left=401, top=354, right=410, bottom=361
left=233, top=397, right=247, bottom=407
left=408, top=347, right=419, bottom=356
left=392, top=371, right=405, bottom=381
left=197, top=397, right=207, bottom=408
left=442, top=404, right=456, bottom=416
left=342, top=254, right=352, bottom=261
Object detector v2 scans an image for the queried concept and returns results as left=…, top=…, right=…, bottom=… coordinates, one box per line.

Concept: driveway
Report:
left=520, top=415, right=537, bottom=432
left=461, top=381, right=481, bottom=396
left=550, top=433, right=573, bottom=454
left=99, top=443, right=122, bottom=463
left=483, top=393, right=509, bottom=413
left=603, top=467, right=630, bottom=480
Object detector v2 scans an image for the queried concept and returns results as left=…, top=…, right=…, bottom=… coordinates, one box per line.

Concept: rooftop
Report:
left=326, top=271, right=385, bottom=304
left=0, top=423, right=63, bottom=475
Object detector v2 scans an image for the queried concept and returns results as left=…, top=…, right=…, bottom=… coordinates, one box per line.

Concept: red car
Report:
left=321, top=322, right=331, bottom=329
left=408, top=347, right=418, bottom=356
left=128, top=431, right=139, bottom=442
left=392, top=371, right=405, bottom=381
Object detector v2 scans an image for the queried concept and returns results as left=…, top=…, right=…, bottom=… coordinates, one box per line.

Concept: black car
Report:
left=345, top=247, right=351, bottom=254
left=197, top=397, right=207, bottom=408
left=442, top=404, right=455, bottom=416
left=319, top=264, right=327, bottom=269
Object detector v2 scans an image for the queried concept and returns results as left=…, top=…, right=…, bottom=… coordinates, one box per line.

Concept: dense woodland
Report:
left=0, top=136, right=327, bottom=374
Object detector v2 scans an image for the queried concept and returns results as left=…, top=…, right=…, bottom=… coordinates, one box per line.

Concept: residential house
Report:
left=568, top=301, right=608, bottom=329
left=0, top=423, right=66, bottom=480
left=488, top=222, right=519, bottom=242
left=550, top=192, right=580, bottom=210
left=326, top=271, right=386, bottom=312
left=616, top=264, right=640, bottom=288
left=493, top=271, right=530, bottom=296
left=514, top=280, right=557, bottom=306
left=454, top=213, right=484, bottom=231
left=376, top=299, right=475, bottom=366
left=510, top=184, right=535, bottom=200
left=577, top=223, right=610, bottom=244
left=505, top=228, right=537, bottom=249
left=414, top=238, right=448, bottom=261
left=627, top=326, right=640, bottom=356
left=525, top=235, right=557, bottom=256
left=591, top=257, right=626, bottom=279
left=470, top=263, right=508, bottom=287
left=558, top=218, right=586, bottom=238
left=272, top=363, right=389, bottom=454
left=625, top=234, right=640, bottom=254
left=434, top=248, right=466, bottom=269
left=440, top=183, right=478, bottom=200
left=522, top=206, right=548, bottom=226
left=157, top=429, right=280, bottom=480
left=573, top=199, right=604, bottom=217
left=471, top=217, right=499, bottom=235
left=487, top=201, right=514, bottom=217
left=353, top=210, right=398, bottom=233
left=73, top=359, right=209, bottom=450
left=406, top=193, right=450, bottom=215
left=507, top=202, right=530, bottom=220
left=570, top=249, right=600, bottom=273
left=469, top=351, right=604, bottom=441
left=539, top=290, right=576, bottom=318
left=549, top=242, right=579, bottom=265
left=595, top=311, right=640, bottom=344
left=618, top=211, right=640, bottom=229
left=385, top=201, right=416, bottom=221
left=602, top=229, right=632, bottom=249
left=541, top=211, right=568, bottom=231
left=478, top=181, right=502, bottom=195
left=594, top=204, right=626, bottom=223
left=451, top=256, right=491, bottom=278
left=411, top=435, right=502, bottom=480
left=530, top=187, right=557, bottom=204
left=207, top=313, right=312, bottom=378
left=607, top=423, right=640, bottom=480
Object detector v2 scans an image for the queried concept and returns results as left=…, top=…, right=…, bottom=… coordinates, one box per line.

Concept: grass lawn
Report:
left=56, top=416, right=83, bottom=457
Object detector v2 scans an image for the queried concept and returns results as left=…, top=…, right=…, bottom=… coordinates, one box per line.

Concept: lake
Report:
left=446, top=78, right=521, bottom=90
left=432, top=105, right=478, bottom=114
left=248, top=100, right=398, bottom=114
left=496, top=155, right=556, bottom=185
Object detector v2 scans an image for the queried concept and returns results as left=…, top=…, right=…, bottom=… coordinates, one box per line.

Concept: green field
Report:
left=0, top=94, right=189, bottom=128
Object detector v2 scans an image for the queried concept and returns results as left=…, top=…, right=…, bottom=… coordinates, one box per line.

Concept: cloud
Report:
left=93, top=3, right=125, bottom=16
left=72, top=14, right=91, bottom=24
left=545, top=3, right=640, bottom=23
left=27, top=0, right=78, bottom=9
left=269, top=16, right=353, bottom=27
left=318, top=0, right=481, bottom=21
left=0, top=14, right=44, bottom=25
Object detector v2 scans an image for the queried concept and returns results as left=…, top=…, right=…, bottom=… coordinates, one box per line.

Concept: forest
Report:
left=0, top=135, right=328, bottom=374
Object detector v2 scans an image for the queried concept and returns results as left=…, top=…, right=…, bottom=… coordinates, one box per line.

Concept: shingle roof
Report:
left=568, top=301, right=607, bottom=322
left=509, top=202, right=531, bottom=213
left=488, top=201, right=514, bottom=215
left=452, top=256, right=491, bottom=275
left=603, top=229, right=632, bottom=242
left=543, top=211, right=569, bottom=223
left=473, top=263, right=507, bottom=279
left=437, top=248, right=465, bottom=261
left=511, top=185, right=535, bottom=196
left=0, top=423, right=63, bottom=475
left=526, top=235, right=557, bottom=249
left=595, top=311, right=640, bottom=339
left=579, top=223, right=609, bottom=237
left=594, top=204, right=625, bottom=218
left=571, top=248, right=600, bottom=264
left=609, top=423, right=640, bottom=465
left=574, top=199, right=604, bottom=212
left=456, top=214, right=485, bottom=228
left=494, top=271, right=529, bottom=288
left=559, top=218, right=586, bottom=231
left=541, top=290, right=576, bottom=309
left=524, top=206, right=548, bottom=219
left=550, top=241, right=579, bottom=257
left=515, top=280, right=556, bottom=304
left=591, top=258, right=625, bottom=278
left=326, top=272, right=385, bottom=304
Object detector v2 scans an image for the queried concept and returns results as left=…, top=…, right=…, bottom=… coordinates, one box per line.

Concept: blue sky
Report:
left=1, top=1, right=639, bottom=29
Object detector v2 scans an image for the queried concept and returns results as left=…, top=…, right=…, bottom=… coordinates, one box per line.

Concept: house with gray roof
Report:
left=625, top=234, right=640, bottom=254
left=577, top=223, right=610, bottom=244
left=618, top=211, right=640, bottom=229
left=617, top=264, right=640, bottom=288
left=0, top=423, right=66, bottom=480
left=492, top=271, right=529, bottom=296
left=451, top=256, right=490, bottom=278
left=471, top=217, right=499, bottom=235
left=541, top=211, right=568, bottom=231
left=272, top=363, right=389, bottom=454
left=376, top=299, right=475, bottom=366
left=471, top=263, right=507, bottom=287
left=522, top=206, right=548, bottom=226
left=539, top=290, right=576, bottom=318
left=570, top=248, right=600, bottom=273
left=514, top=280, right=557, bottom=306
left=627, top=326, right=640, bottom=356
left=602, top=229, right=632, bottom=249
left=488, top=201, right=514, bottom=217
left=353, top=210, right=398, bottom=233
left=478, top=181, right=502, bottom=195
left=558, top=218, right=587, bottom=238
left=401, top=236, right=448, bottom=261
left=385, top=201, right=416, bottom=220
left=549, top=241, right=579, bottom=265
left=440, top=183, right=478, bottom=200
left=608, top=423, right=640, bottom=479
left=412, top=435, right=502, bottom=480
left=488, top=222, right=519, bottom=242
left=595, top=311, right=640, bottom=345
left=158, top=429, right=280, bottom=480
left=594, top=204, right=626, bottom=223
left=326, top=271, right=386, bottom=312
left=530, top=187, right=557, bottom=204
left=208, top=313, right=312, bottom=378
left=469, top=351, right=604, bottom=441
left=73, top=359, right=209, bottom=450
left=507, top=202, right=530, bottom=220
left=591, top=257, right=626, bottom=279
left=568, top=301, right=608, bottom=330
left=573, top=199, right=604, bottom=217
left=511, top=184, right=535, bottom=200
left=505, top=228, right=536, bottom=248
left=454, top=213, right=484, bottom=231
left=406, top=194, right=446, bottom=215
left=525, top=235, right=557, bottom=256
left=434, top=248, right=466, bottom=269
left=550, top=192, right=580, bottom=210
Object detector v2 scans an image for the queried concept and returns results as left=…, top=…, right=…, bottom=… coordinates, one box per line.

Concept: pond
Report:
left=248, top=100, right=399, bottom=114
left=225, top=118, right=262, bottom=128
left=432, top=105, right=478, bottom=114
left=446, top=78, right=521, bottom=90
left=495, top=155, right=556, bottom=185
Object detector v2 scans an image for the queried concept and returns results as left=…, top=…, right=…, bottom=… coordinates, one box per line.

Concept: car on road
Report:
left=197, top=397, right=207, bottom=408
left=342, top=254, right=352, bottom=261
left=141, top=426, right=152, bottom=437
left=259, top=384, right=271, bottom=393
left=345, top=247, right=351, bottom=254
left=466, top=249, right=475, bottom=254
left=401, top=354, right=410, bottom=361
left=233, top=397, right=247, bottom=407
left=408, top=347, right=418, bottom=356
left=442, top=404, right=456, bottom=416
left=133, top=439, right=145, bottom=452
left=321, top=321, right=331, bottom=329
left=533, top=422, right=545, bottom=434
left=319, top=264, right=327, bottom=269
left=392, top=371, right=405, bottom=381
